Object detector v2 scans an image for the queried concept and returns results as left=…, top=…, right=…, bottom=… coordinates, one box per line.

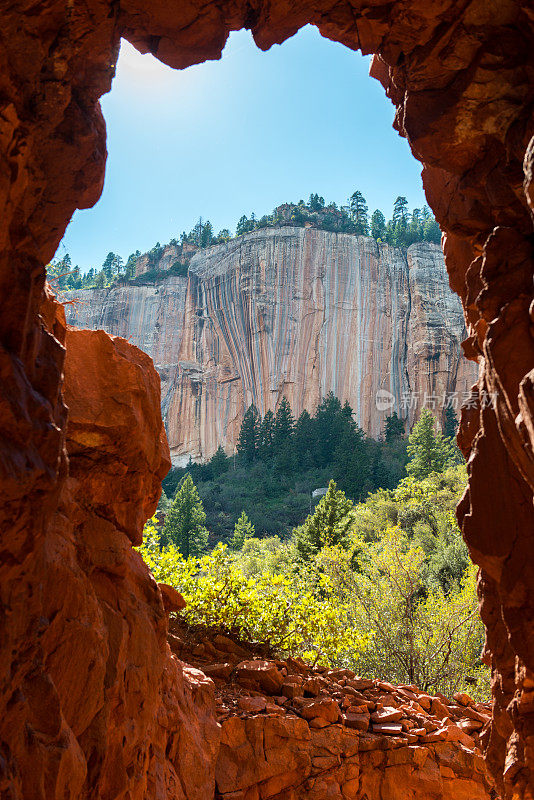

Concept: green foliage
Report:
left=236, top=404, right=260, bottom=463
left=315, top=530, right=486, bottom=697
left=406, top=410, right=459, bottom=479
left=370, top=209, right=386, bottom=240
left=142, top=461, right=488, bottom=698
left=351, top=465, right=470, bottom=592
left=162, top=473, right=209, bottom=557
left=230, top=510, right=255, bottom=550
left=384, top=411, right=405, bottom=442
left=349, top=190, right=369, bottom=235
left=443, top=404, right=458, bottom=439
left=209, top=446, right=229, bottom=478
left=165, top=393, right=411, bottom=541
left=58, top=190, right=442, bottom=290
left=164, top=394, right=412, bottom=542
left=293, top=480, right=353, bottom=559
left=138, top=535, right=368, bottom=667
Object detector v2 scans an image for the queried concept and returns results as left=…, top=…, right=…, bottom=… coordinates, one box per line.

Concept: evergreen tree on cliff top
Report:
left=406, top=411, right=458, bottom=480
left=349, top=190, right=369, bottom=235
left=162, top=473, right=208, bottom=557
left=293, top=480, right=353, bottom=560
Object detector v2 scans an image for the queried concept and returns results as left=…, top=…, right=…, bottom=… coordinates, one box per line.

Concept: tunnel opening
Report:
left=1, top=3, right=534, bottom=799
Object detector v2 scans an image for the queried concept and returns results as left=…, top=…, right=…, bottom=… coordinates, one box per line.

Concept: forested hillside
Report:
left=161, top=397, right=460, bottom=543
left=142, top=411, right=487, bottom=699
left=49, top=190, right=440, bottom=289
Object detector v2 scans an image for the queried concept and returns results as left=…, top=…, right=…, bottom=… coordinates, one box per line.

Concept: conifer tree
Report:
left=259, top=410, right=275, bottom=459
left=294, top=409, right=314, bottom=450
left=210, top=445, right=229, bottom=478
left=161, top=473, right=209, bottom=556
left=443, top=405, right=458, bottom=440
left=293, top=480, right=353, bottom=559
left=349, top=190, right=369, bottom=235
left=314, top=392, right=345, bottom=466
left=229, top=510, right=255, bottom=550
left=237, top=405, right=260, bottom=462
left=384, top=412, right=405, bottom=442
left=370, top=209, right=387, bottom=240
left=406, top=411, right=457, bottom=480
left=273, top=398, right=294, bottom=451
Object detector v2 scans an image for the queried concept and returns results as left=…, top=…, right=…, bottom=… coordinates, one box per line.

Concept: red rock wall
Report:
left=0, top=292, right=220, bottom=798
left=1, top=1, right=534, bottom=798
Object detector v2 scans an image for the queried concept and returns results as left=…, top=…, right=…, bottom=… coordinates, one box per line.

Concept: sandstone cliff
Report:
left=66, top=228, right=477, bottom=464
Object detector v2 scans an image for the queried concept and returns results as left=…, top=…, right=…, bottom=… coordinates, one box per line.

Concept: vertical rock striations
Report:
left=66, top=228, right=476, bottom=463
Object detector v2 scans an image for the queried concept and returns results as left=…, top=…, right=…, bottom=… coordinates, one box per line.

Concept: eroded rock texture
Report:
left=170, top=622, right=497, bottom=800
left=66, top=230, right=476, bottom=462
left=1, top=0, right=534, bottom=798
left=0, top=293, right=220, bottom=798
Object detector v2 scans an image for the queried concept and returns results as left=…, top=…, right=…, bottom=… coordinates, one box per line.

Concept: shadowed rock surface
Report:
left=65, top=229, right=477, bottom=463
left=1, top=1, right=534, bottom=798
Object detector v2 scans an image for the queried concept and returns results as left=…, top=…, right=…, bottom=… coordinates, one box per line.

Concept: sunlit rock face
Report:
left=66, top=228, right=477, bottom=463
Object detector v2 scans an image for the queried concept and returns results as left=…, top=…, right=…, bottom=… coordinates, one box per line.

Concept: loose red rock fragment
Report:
left=159, top=582, right=187, bottom=612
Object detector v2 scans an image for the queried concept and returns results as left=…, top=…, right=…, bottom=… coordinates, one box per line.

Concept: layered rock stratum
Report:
left=2, top=1, right=534, bottom=798
left=65, top=228, right=477, bottom=463
left=168, top=620, right=498, bottom=800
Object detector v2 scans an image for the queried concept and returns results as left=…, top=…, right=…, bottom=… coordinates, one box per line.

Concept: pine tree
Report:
left=259, top=410, right=275, bottom=459
left=102, top=251, right=115, bottom=284
left=384, top=412, right=405, bottom=442
left=229, top=510, right=255, bottom=550
left=406, top=411, right=457, bottom=480
left=210, top=445, right=229, bottom=478
left=392, top=196, right=409, bottom=225
left=237, top=404, right=260, bottom=462
left=314, top=392, right=345, bottom=467
left=273, top=398, right=294, bottom=451
left=443, top=405, right=458, bottom=440
left=294, top=410, right=315, bottom=462
left=333, top=421, right=371, bottom=500
left=293, top=480, right=353, bottom=559
left=161, top=473, right=209, bottom=556
left=349, top=190, right=369, bottom=235
left=370, top=209, right=387, bottom=241
left=309, top=193, right=325, bottom=211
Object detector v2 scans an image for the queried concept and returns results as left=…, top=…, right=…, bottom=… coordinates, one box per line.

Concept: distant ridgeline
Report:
left=50, top=192, right=440, bottom=290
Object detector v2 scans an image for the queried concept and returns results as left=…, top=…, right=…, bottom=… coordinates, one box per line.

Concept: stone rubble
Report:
left=169, top=620, right=498, bottom=800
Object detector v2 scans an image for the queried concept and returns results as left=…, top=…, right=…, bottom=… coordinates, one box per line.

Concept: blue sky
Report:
left=59, top=25, right=427, bottom=272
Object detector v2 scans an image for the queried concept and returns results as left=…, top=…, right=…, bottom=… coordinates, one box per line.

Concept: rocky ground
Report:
left=168, top=618, right=498, bottom=800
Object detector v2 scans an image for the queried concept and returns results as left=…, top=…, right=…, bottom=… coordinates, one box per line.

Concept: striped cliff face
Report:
left=65, top=228, right=477, bottom=464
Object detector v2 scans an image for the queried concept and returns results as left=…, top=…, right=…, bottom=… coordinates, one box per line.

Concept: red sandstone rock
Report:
left=299, top=697, right=340, bottom=723
left=2, top=2, right=534, bottom=798
left=234, top=660, right=284, bottom=694
left=159, top=582, right=187, bottom=612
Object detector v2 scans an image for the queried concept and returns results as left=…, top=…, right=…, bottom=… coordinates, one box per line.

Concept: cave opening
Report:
left=2, top=3, right=534, bottom=798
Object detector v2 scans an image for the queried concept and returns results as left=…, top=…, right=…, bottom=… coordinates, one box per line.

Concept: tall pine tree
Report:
left=406, top=411, right=457, bottom=479
left=349, top=190, right=369, bottom=235
left=237, top=405, right=260, bottom=462
left=162, top=473, right=209, bottom=556
left=384, top=412, right=405, bottom=442
left=293, top=480, right=353, bottom=559
left=259, top=410, right=275, bottom=459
